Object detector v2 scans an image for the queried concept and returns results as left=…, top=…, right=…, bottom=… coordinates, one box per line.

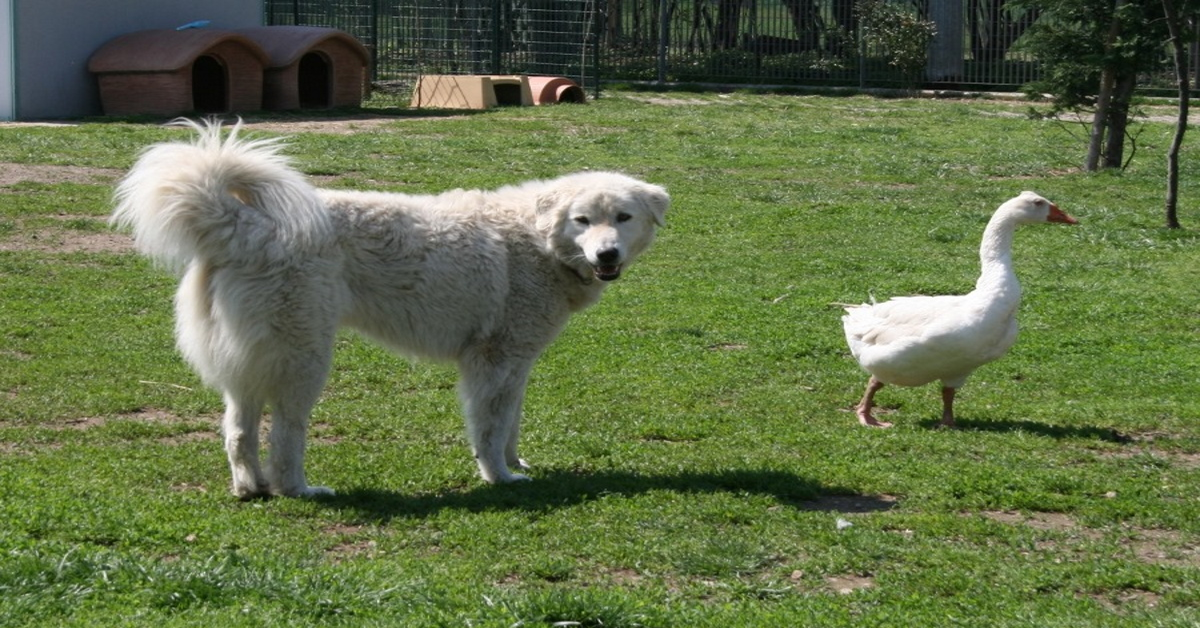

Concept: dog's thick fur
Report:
left=111, top=120, right=668, bottom=498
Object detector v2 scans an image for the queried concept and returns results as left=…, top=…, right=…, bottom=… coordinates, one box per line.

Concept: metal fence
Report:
left=603, top=0, right=1042, bottom=90
left=266, top=0, right=602, bottom=104
left=265, top=0, right=1044, bottom=107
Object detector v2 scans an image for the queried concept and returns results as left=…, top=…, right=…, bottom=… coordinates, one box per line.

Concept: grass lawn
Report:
left=1, top=91, right=1198, bottom=626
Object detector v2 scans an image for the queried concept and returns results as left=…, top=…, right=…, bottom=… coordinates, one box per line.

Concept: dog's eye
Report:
left=616, top=212, right=632, bottom=223
left=573, top=216, right=590, bottom=225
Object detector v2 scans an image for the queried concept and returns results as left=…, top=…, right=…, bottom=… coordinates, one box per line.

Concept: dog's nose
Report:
left=596, top=248, right=620, bottom=264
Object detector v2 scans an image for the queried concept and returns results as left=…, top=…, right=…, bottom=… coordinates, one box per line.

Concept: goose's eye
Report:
left=573, top=216, right=590, bottom=225
left=616, top=212, right=633, bottom=223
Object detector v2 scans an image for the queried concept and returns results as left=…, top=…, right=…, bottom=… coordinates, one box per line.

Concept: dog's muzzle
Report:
left=593, top=248, right=622, bottom=281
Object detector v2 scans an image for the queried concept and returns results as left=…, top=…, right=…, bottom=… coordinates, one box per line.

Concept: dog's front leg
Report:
left=458, top=355, right=535, bottom=483
left=505, top=419, right=530, bottom=473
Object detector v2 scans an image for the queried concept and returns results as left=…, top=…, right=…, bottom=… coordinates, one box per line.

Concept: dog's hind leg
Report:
left=458, top=355, right=536, bottom=484
left=265, top=359, right=336, bottom=498
left=222, top=393, right=270, bottom=499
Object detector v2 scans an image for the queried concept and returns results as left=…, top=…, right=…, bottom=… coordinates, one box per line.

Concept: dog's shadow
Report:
left=314, top=468, right=880, bottom=521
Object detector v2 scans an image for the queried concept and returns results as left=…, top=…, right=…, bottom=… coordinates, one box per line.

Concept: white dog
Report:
left=111, top=119, right=668, bottom=499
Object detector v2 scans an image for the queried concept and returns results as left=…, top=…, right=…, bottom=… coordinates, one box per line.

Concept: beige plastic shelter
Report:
left=409, top=75, right=534, bottom=109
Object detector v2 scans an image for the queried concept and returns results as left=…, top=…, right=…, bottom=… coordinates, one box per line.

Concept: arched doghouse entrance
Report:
left=297, top=51, right=330, bottom=108
left=191, top=55, right=228, bottom=113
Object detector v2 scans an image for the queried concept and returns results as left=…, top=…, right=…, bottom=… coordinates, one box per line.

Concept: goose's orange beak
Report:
left=1048, top=204, right=1078, bottom=225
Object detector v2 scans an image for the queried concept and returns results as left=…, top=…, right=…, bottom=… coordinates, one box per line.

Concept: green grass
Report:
left=1, top=92, right=1198, bottom=626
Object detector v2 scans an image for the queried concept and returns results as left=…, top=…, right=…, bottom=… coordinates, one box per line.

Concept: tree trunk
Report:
left=1087, top=69, right=1115, bottom=171
left=1087, top=0, right=1125, bottom=172
left=1103, top=73, right=1137, bottom=169
left=1162, top=0, right=1187, bottom=229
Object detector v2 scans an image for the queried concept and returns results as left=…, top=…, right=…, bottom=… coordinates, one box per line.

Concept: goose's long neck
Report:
left=974, top=212, right=1021, bottom=301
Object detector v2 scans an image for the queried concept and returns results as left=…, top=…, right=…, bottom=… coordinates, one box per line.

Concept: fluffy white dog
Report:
left=111, top=120, right=669, bottom=499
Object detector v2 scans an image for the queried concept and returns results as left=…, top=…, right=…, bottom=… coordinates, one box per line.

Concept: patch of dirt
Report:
left=825, top=573, right=876, bottom=595
left=964, top=104, right=1192, bottom=125
left=323, top=523, right=367, bottom=536
left=603, top=567, right=645, bottom=586
left=1115, top=430, right=1178, bottom=443
left=51, top=408, right=195, bottom=431
left=0, top=227, right=132, bottom=254
left=1094, top=447, right=1200, bottom=470
left=987, top=167, right=1082, bottom=181
left=0, top=115, right=407, bottom=138
left=1089, top=589, right=1163, bottom=613
left=0, top=206, right=131, bottom=254
left=53, top=416, right=108, bottom=431
left=235, top=114, right=405, bottom=135
left=980, top=510, right=1106, bottom=552
left=326, top=539, right=379, bottom=562
left=1127, top=528, right=1200, bottom=567
left=2, top=349, right=32, bottom=361
left=321, top=523, right=378, bottom=561
left=326, top=525, right=378, bottom=559
left=982, top=510, right=1090, bottom=533
left=628, top=96, right=720, bottom=107
left=0, top=162, right=122, bottom=186
left=979, top=510, right=1200, bottom=567
left=155, top=431, right=218, bottom=446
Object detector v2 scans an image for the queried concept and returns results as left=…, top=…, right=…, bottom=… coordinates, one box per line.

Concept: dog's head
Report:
left=537, top=172, right=669, bottom=283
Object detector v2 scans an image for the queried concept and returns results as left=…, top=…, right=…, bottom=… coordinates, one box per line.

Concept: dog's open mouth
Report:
left=593, top=265, right=622, bottom=281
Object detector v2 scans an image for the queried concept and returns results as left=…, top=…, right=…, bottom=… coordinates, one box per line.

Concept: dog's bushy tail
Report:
left=111, top=118, right=331, bottom=271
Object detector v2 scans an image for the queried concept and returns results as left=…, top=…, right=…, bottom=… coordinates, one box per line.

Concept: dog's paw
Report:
left=483, top=469, right=533, bottom=483
left=233, top=482, right=271, bottom=501
left=511, top=458, right=531, bottom=471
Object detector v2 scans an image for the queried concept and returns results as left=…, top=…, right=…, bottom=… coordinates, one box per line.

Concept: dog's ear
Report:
left=535, top=190, right=567, bottom=233
left=638, top=183, right=669, bottom=227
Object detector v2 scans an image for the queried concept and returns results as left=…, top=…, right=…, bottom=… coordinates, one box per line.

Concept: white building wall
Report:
left=1, top=0, right=13, bottom=120
left=10, top=0, right=262, bottom=120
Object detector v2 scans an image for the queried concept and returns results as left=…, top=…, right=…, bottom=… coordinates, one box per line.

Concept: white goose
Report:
left=842, top=192, right=1077, bottom=428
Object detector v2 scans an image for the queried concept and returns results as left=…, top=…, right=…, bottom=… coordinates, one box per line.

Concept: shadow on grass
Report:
left=314, top=468, right=874, bottom=521
left=922, top=417, right=1130, bottom=442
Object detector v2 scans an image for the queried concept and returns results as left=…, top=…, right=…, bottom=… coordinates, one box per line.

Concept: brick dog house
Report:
left=88, top=29, right=268, bottom=116
left=236, top=26, right=370, bottom=110
left=88, top=26, right=369, bottom=116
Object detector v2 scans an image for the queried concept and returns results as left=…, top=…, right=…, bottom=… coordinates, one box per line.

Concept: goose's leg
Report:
left=855, top=376, right=892, bottom=428
left=938, top=386, right=958, bottom=428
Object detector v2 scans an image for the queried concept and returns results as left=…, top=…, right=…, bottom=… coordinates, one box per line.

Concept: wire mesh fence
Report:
left=603, top=0, right=1042, bottom=90
left=266, top=0, right=602, bottom=106
left=265, top=0, right=1047, bottom=108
